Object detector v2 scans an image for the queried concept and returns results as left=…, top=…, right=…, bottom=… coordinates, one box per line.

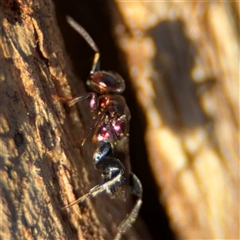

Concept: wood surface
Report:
left=114, top=1, right=239, bottom=239
left=0, top=1, right=151, bottom=240
left=1, top=1, right=239, bottom=240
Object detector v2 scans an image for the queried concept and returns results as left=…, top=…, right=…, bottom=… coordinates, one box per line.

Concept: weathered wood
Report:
left=114, top=1, right=239, bottom=239
left=0, top=1, right=151, bottom=240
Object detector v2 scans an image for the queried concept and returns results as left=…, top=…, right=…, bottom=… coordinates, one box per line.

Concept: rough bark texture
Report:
left=114, top=1, right=239, bottom=240
left=1, top=1, right=239, bottom=240
left=0, top=1, right=151, bottom=240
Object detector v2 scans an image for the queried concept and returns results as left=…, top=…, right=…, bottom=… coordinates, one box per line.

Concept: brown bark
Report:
left=0, top=1, right=151, bottom=240
left=114, top=1, right=239, bottom=239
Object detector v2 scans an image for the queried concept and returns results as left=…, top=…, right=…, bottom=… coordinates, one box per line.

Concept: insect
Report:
left=62, top=16, right=142, bottom=240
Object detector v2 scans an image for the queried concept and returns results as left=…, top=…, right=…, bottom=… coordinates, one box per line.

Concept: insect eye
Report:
left=87, top=71, right=125, bottom=94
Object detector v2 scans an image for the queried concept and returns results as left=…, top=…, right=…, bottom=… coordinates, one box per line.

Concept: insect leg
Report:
left=62, top=157, right=125, bottom=209
left=114, top=173, right=143, bottom=240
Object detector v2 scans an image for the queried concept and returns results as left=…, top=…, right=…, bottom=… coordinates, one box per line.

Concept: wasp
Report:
left=61, top=16, right=142, bottom=240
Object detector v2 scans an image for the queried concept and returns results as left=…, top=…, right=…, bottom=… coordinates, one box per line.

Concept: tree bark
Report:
left=1, top=1, right=239, bottom=240
left=0, top=1, right=151, bottom=240
left=114, top=1, right=239, bottom=239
